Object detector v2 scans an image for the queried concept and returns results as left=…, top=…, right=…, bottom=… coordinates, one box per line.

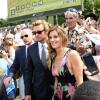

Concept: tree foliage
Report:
left=0, top=18, right=20, bottom=28
left=83, top=0, right=99, bottom=15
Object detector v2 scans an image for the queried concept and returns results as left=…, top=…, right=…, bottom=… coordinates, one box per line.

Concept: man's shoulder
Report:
left=28, top=42, right=38, bottom=49
left=15, top=45, right=25, bottom=53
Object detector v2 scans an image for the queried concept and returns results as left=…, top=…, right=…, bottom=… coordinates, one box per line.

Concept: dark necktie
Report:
left=41, top=45, right=47, bottom=68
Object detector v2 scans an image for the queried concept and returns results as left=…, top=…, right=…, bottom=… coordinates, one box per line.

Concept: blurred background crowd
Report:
left=0, top=7, right=100, bottom=100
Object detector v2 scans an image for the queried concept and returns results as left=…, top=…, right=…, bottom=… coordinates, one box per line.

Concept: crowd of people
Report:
left=0, top=8, right=100, bottom=100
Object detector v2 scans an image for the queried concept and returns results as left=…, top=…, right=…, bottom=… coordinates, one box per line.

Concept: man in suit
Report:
left=25, top=20, right=54, bottom=100
left=4, top=28, right=34, bottom=100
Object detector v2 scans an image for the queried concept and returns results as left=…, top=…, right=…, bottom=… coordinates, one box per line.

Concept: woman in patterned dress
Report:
left=48, top=25, right=84, bottom=100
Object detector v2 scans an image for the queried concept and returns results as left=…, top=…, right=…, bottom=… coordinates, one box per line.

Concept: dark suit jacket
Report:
left=9, top=45, right=26, bottom=79
left=25, top=42, right=54, bottom=99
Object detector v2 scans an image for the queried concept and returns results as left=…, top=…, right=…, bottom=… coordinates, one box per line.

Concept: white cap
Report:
left=16, top=25, right=21, bottom=29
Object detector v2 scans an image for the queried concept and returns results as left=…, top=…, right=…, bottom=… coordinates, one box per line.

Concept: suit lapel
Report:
left=33, top=43, right=41, bottom=62
left=31, top=42, right=44, bottom=66
left=21, top=45, right=27, bottom=61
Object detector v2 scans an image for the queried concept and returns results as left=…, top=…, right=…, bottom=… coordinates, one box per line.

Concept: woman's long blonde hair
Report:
left=47, top=25, right=68, bottom=69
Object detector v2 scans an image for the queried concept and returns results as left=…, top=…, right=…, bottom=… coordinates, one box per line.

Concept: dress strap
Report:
left=64, top=48, right=71, bottom=57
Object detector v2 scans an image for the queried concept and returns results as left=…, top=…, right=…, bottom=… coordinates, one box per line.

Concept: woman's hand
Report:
left=3, top=77, right=12, bottom=87
left=1, top=51, right=8, bottom=60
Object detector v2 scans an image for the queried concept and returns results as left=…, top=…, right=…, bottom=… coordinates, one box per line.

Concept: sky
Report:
left=0, top=0, right=7, bottom=19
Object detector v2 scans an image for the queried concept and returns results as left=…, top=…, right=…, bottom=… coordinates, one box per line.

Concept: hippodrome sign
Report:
left=8, top=0, right=81, bottom=18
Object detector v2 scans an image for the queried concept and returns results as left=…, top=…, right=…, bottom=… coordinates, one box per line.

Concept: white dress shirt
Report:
left=38, top=42, right=48, bottom=60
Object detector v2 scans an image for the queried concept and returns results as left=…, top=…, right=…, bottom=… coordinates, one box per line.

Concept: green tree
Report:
left=83, top=0, right=93, bottom=15
left=83, top=0, right=99, bottom=15
left=0, top=18, right=20, bottom=28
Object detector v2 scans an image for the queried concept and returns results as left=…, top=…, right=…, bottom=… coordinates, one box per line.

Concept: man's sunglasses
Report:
left=32, top=30, right=44, bottom=35
left=21, top=34, right=28, bottom=39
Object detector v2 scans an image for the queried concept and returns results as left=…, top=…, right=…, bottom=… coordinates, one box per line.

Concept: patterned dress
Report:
left=52, top=49, right=76, bottom=100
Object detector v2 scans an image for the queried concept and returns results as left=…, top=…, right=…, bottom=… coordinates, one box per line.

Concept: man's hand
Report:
left=3, top=77, right=12, bottom=87
left=25, top=95, right=31, bottom=100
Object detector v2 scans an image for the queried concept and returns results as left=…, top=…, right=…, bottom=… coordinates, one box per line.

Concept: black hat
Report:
left=85, top=12, right=97, bottom=21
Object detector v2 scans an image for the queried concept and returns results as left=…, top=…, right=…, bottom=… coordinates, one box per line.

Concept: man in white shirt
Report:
left=25, top=20, right=54, bottom=100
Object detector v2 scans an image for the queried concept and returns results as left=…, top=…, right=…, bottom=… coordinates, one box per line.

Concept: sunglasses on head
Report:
left=32, top=30, right=44, bottom=35
left=66, top=8, right=78, bottom=14
left=21, top=34, right=28, bottom=39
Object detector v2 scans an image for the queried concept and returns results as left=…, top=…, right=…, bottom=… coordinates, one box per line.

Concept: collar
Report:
left=66, top=23, right=81, bottom=32
left=38, top=42, right=48, bottom=48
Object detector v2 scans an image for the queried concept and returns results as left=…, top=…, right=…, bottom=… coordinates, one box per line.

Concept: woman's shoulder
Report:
left=68, top=49, right=81, bottom=61
left=9, top=46, right=15, bottom=53
left=68, top=49, right=79, bottom=57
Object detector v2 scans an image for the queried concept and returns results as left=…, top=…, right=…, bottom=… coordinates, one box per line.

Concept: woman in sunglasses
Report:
left=2, top=33, right=16, bottom=65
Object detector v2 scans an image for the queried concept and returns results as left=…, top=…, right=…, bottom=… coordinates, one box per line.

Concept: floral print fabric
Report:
left=52, top=49, right=76, bottom=100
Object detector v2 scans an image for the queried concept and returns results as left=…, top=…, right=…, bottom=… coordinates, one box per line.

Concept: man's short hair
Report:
left=85, top=12, right=98, bottom=21
left=65, top=8, right=79, bottom=19
left=72, top=80, right=100, bottom=100
left=32, top=20, right=50, bottom=33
